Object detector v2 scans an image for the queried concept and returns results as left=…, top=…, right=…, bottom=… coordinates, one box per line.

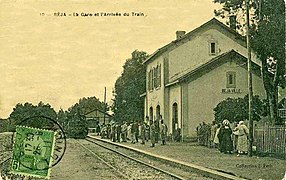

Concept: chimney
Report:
left=176, top=31, right=186, bottom=40
left=229, top=15, right=237, bottom=31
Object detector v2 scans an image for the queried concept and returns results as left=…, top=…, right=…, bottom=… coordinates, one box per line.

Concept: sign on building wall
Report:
left=221, top=88, right=242, bottom=94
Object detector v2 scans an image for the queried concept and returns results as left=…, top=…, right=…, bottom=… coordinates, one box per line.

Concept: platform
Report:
left=88, top=134, right=285, bottom=180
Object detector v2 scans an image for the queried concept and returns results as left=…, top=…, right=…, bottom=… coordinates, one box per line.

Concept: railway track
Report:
left=76, top=140, right=128, bottom=179
left=77, top=139, right=182, bottom=179
left=83, top=137, right=214, bottom=180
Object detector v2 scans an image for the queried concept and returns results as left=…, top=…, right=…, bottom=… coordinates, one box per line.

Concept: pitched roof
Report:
left=166, top=50, right=261, bottom=87
left=143, top=18, right=246, bottom=65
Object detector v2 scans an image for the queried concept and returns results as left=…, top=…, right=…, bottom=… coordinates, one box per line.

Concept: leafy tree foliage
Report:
left=0, top=119, right=10, bottom=132
left=57, top=108, right=68, bottom=131
left=214, top=0, right=285, bottom=124
left=61, top=96, right=106, bottom=138
left=214, top=95, right=266, bottom=123
left=9, top=102, right=57, bottom=130
left=112, top=50, right=149, bottom=123
left=65, top=109, right=88, bottom=138
left=68, top=96, right=107, bottom=115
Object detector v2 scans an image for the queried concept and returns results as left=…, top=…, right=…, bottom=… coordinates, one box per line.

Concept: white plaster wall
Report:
left=145, top=22, right=266, bottom=137
left=186, top=61, right=265, bottom=137
left=168, top=24, right=260, bottom=82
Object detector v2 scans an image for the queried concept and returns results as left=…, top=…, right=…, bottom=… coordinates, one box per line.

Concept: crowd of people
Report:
left=95, top=117, right=249, bottom=155
left=96, top=115, right=168, bottom=147
left=197, top=119, right=249, bottom=156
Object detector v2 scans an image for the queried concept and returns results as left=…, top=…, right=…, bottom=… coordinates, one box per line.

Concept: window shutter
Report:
left=154, top=67, right=157, bottom=88
left=152, top=68, right=155, bottom=89
left=159, top=65, right=161, bottom=87
left=153, top=67, right=156, bottom=89
left=148, top=70, right=151, bottom=90
left=155, top=66, right=158, bottom=88
left=150, top=69, right=152, bottom=90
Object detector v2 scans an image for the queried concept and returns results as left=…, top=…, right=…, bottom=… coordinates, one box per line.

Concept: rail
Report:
left=84, top=138, right=186, bottom=180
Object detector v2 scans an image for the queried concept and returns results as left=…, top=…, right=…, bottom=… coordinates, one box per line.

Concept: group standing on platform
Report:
left=97, top=116, right=250, bottom=156
left=98, top=115, right=168, bottom=147
left=196, top=119, right=250, bottom=157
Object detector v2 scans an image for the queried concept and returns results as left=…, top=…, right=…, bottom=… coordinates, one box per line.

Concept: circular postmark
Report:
left=12, top=115, right=66, bottom=171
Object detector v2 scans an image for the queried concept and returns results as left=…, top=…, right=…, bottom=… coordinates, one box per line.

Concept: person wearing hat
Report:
left=218, top=119, right=233, bottom=154
left=233, top=121, right=249, bottom=156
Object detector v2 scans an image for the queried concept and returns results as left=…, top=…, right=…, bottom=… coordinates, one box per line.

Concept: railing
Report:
left=278, top=109, right=286, bottom=118
left=196, top=124, right=286, bottom=159
left=253, top=125, right=285, bottom=158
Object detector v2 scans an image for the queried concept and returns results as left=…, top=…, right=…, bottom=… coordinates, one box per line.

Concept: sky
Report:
left=0, top=0, right=222, bottom=118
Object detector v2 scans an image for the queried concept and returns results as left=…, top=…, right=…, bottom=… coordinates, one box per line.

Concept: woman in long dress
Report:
left=218, top=120, right=233, bottom=154
left=233, top=121, right=249, bottom=156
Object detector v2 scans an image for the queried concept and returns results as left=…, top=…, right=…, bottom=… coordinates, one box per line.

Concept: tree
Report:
left=9, top=102, right=57, bottom=129
left=112, top=50, right=149, bottom=123
left=214, top=0, right=285, bottom=124
left=214, top=95, right=266, bottom=123
left=64, top=96, right=105, bottom=137
left=0, top=119, right=9, bottom=132
left=57, top=108, right=68, bottom=131
left=66, top=108, right=88, bottom=139
left=68, top=96, right=107, bottom=115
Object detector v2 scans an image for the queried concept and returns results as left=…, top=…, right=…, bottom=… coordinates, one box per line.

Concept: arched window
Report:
left=156, top=105, right=160, bottom=120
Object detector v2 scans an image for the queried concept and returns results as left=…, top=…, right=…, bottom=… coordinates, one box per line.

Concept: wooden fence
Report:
left=254, top=125, right=285, bottom=158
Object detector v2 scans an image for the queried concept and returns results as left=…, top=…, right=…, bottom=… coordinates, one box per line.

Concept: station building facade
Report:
left=142, top=18, right=266, bottom=138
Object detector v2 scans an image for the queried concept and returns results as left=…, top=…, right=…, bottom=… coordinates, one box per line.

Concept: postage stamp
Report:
left=19, top=115, right=67, bottom=168
left=10, top=126, right=56, bottom=179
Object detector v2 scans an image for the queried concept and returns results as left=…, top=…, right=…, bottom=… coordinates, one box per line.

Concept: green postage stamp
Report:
left=10, top=126, right=56, bottom=179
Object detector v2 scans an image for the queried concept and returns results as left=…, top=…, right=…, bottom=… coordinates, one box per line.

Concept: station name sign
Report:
left=222, top=88, right=241, bottom=94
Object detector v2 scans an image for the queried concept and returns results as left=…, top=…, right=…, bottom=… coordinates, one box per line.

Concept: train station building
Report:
left=142, top=18, right=266, bottom=138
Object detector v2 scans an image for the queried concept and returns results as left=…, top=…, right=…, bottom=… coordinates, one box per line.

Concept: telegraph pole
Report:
left=246, top=0, right=254, bottom=156
left=103, top=87, right=107, bottom=125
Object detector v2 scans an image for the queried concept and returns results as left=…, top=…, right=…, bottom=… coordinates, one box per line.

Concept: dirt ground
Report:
left=102, top=137, right=286, bottom=180
left=51, top=139, right=123, bottom=180
left=1, top=133, right=285, bottom=180
left=0, top=134, right=122, bottom=180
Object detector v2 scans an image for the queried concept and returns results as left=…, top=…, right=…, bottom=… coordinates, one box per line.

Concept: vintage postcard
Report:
left=0, top=0, right=285, bottom=180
